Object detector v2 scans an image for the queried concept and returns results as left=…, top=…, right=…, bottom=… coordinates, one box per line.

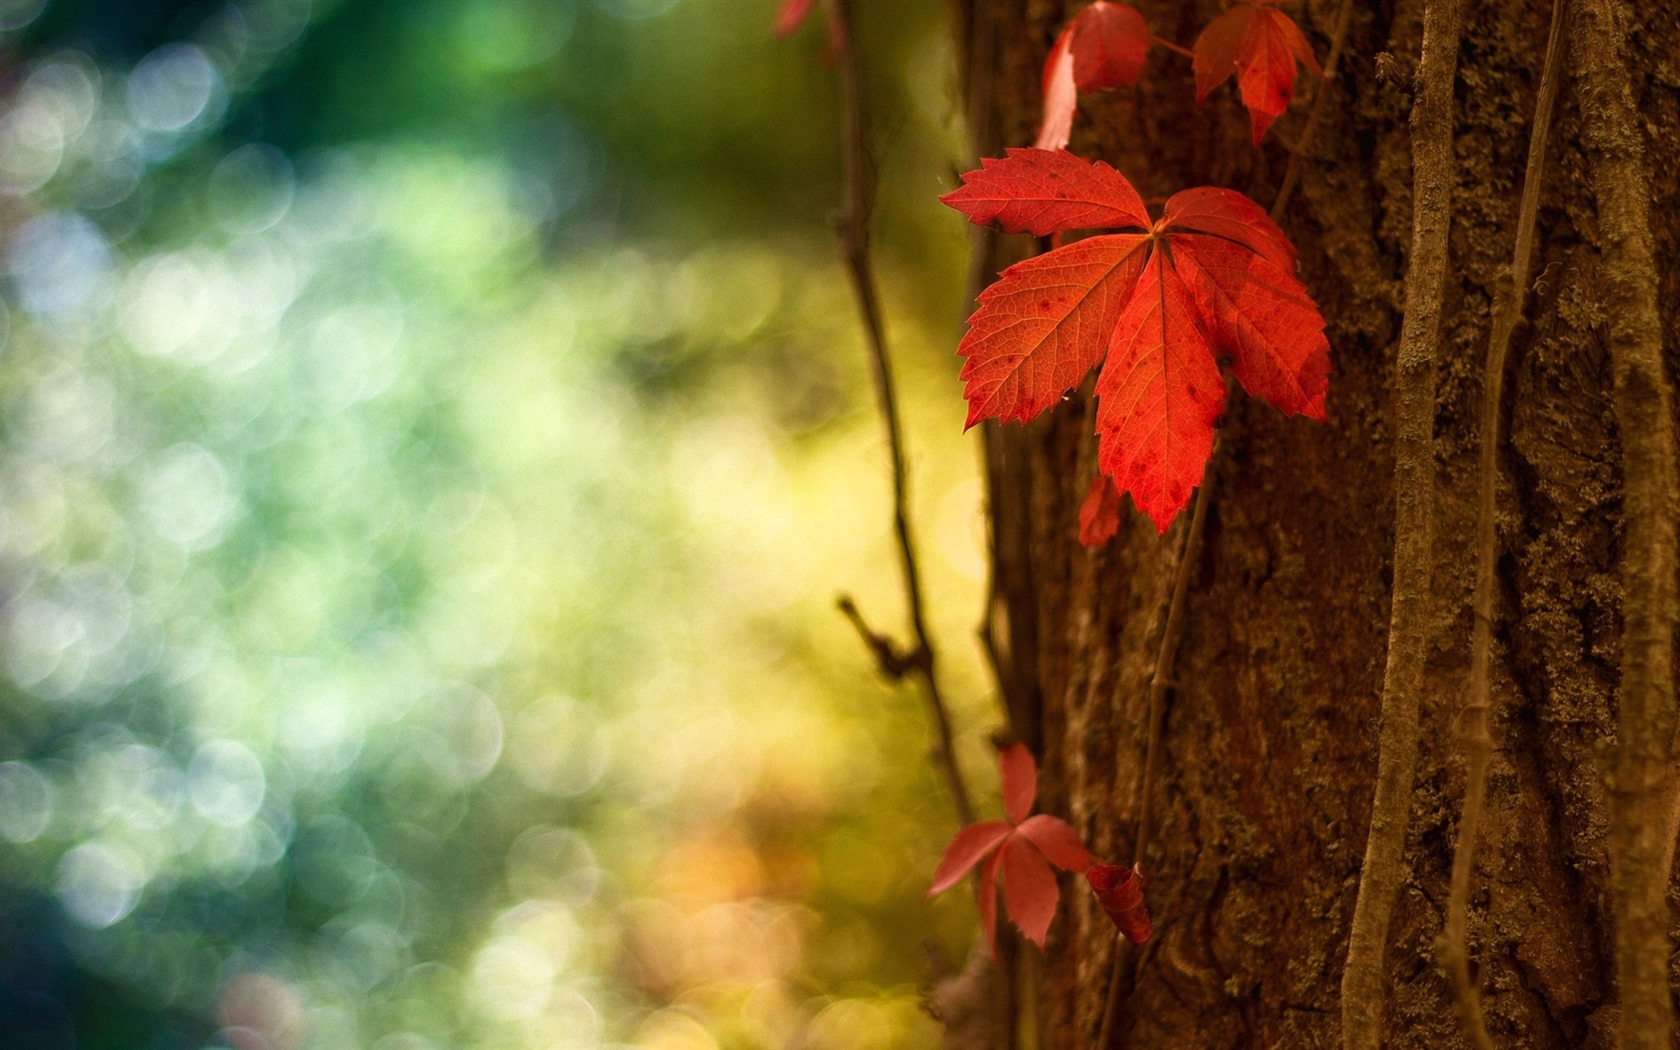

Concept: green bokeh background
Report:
left=0, top=0, right=1006, bottom=1046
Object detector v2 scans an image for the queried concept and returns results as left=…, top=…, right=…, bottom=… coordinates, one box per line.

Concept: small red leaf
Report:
left=1034, top=27, right=1078, bottom=151
left=1192, top=1, right=1321, bottom=143
left=1078, top=473, right=1124, bottom=547
left=928, top=821, right=1014, bottom=897
left=1087, top=862, right=1152, bottom=943
left=1191, top=5, right=1255, bottom=101
left=773, top=0, right=816, bottom=37
left=1035, top=4, right=1149, bottom=150
left=998, top=743, right=1038, bottom=825
left=979, top=847, right=1004, bottom=956
left=927, top=734, right=1100, bottom=957
left=941, top=148, right=1151, bottom=236
left=1016, top=814, right=1098, bottom=871
left=1001, top=837, right=1061, bottom=948
left=1071, top=2, right=1150, bottom=91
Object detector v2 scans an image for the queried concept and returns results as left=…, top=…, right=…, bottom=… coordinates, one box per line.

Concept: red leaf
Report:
left=1192, top=1, right=1321, bottom=144
left=1035, top=4, right=1150, bottom=150
left=979, top=848, right=1004, bottom=957
left=928, top=821, right=1014, bottom=896
left=944, top=149, right=1330, bottom=531
left=927, top=726, right=1100, bottom=956
left=1034, top=27, right=1078, bottom=151
left=1071, top=2, right=1150, bottom=91
left=1001, top=837, right=1061, bottom=948
left=773, top=0, right=816, bottom=37
left=940, top=148, right=1150, bottom=236
left=1016, top=814, right=1098, bottom=871
left=1087, top=862, right=1152, bottom=943
left=1094, top=248, right=1226, bottom=532
left=998, top=743, right=1037, bottom=825
left=1078, top=473, right=1124, bottom=547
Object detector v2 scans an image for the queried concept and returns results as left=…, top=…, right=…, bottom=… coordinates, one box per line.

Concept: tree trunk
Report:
left=953, top=0, right=1680, bottom=1046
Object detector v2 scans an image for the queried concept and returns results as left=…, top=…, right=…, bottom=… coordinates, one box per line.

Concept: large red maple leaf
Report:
left=1192, top=0, right=1322, bottom=144
left=928, top=743, right=1096, bottom=953
left=942, top=148, right=1329, bottom=531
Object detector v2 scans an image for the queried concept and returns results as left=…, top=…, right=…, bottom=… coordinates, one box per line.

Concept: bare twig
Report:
left=1569, top=2, right=1680, bottom=1047
left=1339, top=1, right=1461, bottom=1046
left=822, top=0, right=974, bottom=827
left=1270, top=0, right=1355, bottom=221
left=1438, top=5, right=1566, bottom=1047
left=1095, top=464, right=1216, bottom=1048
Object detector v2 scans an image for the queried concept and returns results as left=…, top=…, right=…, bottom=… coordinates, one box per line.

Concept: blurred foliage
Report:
left=0, top=0, right=1005, bottom=1048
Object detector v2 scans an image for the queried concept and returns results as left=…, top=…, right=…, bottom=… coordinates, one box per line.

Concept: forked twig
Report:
left=822, top=0, right=974, bottom=827
left=1438, top=3, right=1566, bottom=1046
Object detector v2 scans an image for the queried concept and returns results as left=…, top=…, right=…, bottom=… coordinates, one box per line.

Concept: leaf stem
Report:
left=1269, top=0, right=1354, bottom=221
left=1339, top=1, right=1461, bottom=1045
left=1569, top=1, right=1680, bottom=1047
left=1151, top=35, right=1195, bottom=60
left=1439, top=4, right=1566, bottom=1047
left=822, top=0, right=975, bottom=827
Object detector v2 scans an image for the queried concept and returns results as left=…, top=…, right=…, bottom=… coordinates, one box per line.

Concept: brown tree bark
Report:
left=951, top=0, right=1680, bottom=1046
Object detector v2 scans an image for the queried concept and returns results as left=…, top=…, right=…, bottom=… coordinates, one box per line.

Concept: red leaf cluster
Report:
left=928, top=744, right=1096, bottom=953
left=1035, top=2, right=1151, bottom=151
left=1033, top=1, right=1320, bottom=150
left=1192, top=0, right=1322, bottom=143
left=1087, top=863, right=1152, bottom=943
left=942, top=148, right=1329, bottom=531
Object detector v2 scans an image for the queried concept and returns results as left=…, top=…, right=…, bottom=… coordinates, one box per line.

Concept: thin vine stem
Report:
left=1094, top=466, right=1215, bottom=1048
left=822, top=0, right=974, bottom=827
left=1569, top=1, right=1680, bottom=1047
left=1090, top=5, right=1339, bottom=1005
left=1131, top=461, right=1215, bottom=876
left=1151, top=35, right=1194, bottom=60
left=1439, top=4, right=1566, bottom=1047
left=1339, top=0, right=1462, bottom=1046
left=1270, top=0, right=1355, bottom=220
